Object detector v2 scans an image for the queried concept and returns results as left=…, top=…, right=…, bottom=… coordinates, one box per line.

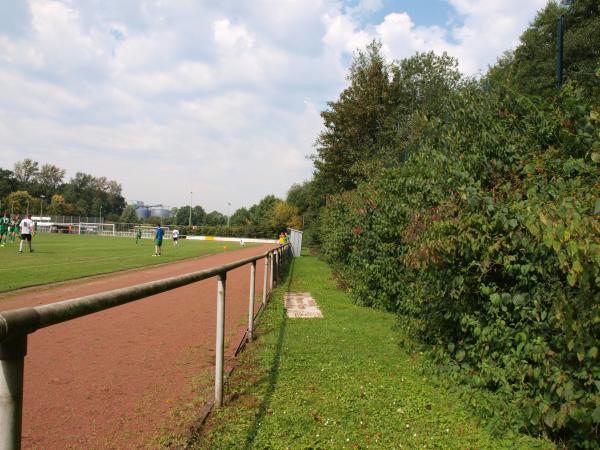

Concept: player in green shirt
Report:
left=135, top=227, right=142, bottom=244
left=9, top=216, right=19, bottom=243
left=0, top=212, right=10, bottom=246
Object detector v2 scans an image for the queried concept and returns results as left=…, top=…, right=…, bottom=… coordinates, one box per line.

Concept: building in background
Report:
left=128, top=201, right=172, bottom=220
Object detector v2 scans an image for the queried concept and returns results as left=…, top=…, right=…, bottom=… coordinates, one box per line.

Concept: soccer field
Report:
left=0, top=233, right=256, bottom=294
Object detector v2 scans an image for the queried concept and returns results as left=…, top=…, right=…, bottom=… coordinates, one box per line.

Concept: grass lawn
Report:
left=189, top=254, right=554, bottom=449
left=0, top=233, right=256, bottom=294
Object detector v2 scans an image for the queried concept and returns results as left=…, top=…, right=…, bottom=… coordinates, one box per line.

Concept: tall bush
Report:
left=320, top=83, right=600, bottom=446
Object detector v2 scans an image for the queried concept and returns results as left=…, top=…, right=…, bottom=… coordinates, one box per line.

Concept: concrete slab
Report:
left=284, top=292, right=323, bottom=318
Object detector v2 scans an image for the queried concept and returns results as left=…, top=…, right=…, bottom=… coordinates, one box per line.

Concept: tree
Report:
left=313, top=41, right=392, bottom=194
left=489, top=0, right=600, bottom=99
left=205, top=210, right=226, bottom=226
left=13, top=159, right=39, bottom=187
left=120, top=205, right=138, bottom=223
left=4, top=191, right=34, bottom=214
left=62, top=172, right=125, bottom=216
left=36, top=164, right=65, bottom=195
left=193, top=206, right=206, bottom=225
left=0, top=168, right=17, bottom=200
left=248, top=195, right=281, bottom=236
left=270, top=201, right=301, bottom=232
left=47, top=194, right=67, bottom=216
left=175, top=205, right=205, bottom=226
left=229, top=207, right=251, bottom=226
left=286, top=182, right=314, bottom=216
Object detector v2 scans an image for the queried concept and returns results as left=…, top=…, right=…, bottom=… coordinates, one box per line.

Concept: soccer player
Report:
left=19, top=214, right=35, bottom=253
left=153, top=223, right=164, bottom=256
left=0, top=212, right=9, bottom=246
left=135, top=227, right=142, bottom=244
left=10, top=216, right=20, bottom=242
left=172, top=228, right=179, bottom=246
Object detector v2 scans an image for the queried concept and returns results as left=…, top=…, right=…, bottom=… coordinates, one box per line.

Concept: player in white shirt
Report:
left=19, top=214, right=35, bottom=253
left=172, top=228, right=179, bottom=246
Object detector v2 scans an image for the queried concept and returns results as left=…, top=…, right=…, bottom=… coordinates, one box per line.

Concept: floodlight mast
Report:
left=189, top=191, right=193, bottom=228
left=557, top=0, right=574, bottom=89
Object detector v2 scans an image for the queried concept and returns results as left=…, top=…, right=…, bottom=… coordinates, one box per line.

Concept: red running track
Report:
left=0, top=244, right=275, bottom=449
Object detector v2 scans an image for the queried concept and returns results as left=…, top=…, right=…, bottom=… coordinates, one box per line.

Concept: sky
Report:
left=0, top=0, right=548, bottom=213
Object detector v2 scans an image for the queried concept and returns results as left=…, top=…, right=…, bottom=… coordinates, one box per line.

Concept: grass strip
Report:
left=189, top=253, right=554, bottom=449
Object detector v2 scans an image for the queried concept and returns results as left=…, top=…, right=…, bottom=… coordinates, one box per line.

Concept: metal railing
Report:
left=0, top=243, right=293, bottom=450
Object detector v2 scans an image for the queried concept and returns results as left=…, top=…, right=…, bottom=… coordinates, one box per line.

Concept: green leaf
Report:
left=588, top=347, right=598, bottom=359
left=593, top=407, right=600, bottom=424
left=456, top=350, right=465, bottom=362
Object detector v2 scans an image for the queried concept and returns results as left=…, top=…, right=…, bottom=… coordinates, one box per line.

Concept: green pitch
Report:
left=0, top=233, right=256, bottom=294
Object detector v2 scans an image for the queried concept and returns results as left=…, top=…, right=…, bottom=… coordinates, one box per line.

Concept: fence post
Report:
left=215, top=273, right=226, bottom=407
left=269, top=252, right=274, bottom=291
left=262, top=255, right=269, bottom=306
left=0, top=335, right=27, bottom=450
left=275, top=250, right=280, bottom=283
left=248, top=261, right=256, bottom=342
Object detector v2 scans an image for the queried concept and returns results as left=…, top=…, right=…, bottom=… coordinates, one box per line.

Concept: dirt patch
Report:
left=0, top=245, right=274, bottom=449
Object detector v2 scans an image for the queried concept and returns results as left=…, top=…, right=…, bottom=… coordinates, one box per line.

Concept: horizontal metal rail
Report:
left=0, top=243, right=292, bottom=450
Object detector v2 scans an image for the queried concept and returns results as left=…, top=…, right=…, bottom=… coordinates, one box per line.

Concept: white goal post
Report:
left=76, top=222, right=116, bottom=236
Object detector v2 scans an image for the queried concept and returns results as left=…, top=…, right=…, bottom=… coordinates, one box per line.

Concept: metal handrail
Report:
left=0, top=243, right=293, bottom=450
left=0, top=248, right=272, bottom=343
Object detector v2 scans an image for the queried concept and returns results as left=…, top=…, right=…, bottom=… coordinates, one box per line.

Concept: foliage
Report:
left=313, top=46, right=464, bottom=197
left=270, top=201, right=301, bottom=232
left=120, top=205, right=138, bottom=223
left=205, top=210, right=227, bottom=226
left=47, top=194, right=67, bottom=216
left=320, top=80, right=600, bottom=446
left=229, top=207, right=251, bottom=226
left=3, top=190, right=34, bottom=214
left=2, top=159, right=126, bottom=217
left=313, top=41, right=392, bottom=195
left=0, top=168, right=17, bottom=200
left=13, top=158, right=39, bottom=185
left=489, top=0, right=600, bottom=99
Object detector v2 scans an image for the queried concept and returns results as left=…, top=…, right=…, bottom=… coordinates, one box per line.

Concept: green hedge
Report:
left=320, top=83, right=600, bottom=447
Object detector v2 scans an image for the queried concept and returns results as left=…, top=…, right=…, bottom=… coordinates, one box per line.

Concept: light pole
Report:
left=99, top=205, right=103, bottom=226
left=40, top=195, right=45, bottom=219
left=227, top=202, right=231, bottom=227
left=189, top=191, right=193, bottom=228
left=556, top=0, right=573, bottom=89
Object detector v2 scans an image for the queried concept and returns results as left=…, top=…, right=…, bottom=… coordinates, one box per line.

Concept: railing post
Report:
left=0, top=334, right=27, bottom=450
left=248, top=261, right=256, bottom=342
left=262, top=255, right=269, bottom=306
left=215, top=273, right=226, bottom=407
left=269, top=252, right=274, bottom=291
left=275, top=250, right=280, bottom=282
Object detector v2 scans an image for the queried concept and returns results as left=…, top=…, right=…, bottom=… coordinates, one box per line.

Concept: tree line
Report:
left=0, top=158, right=125, bottom=219
left=0, top=160, right=303, bottom=238
left=298, top=0, right=599, bottom=447
left=121, top=194, right=301, bottom=239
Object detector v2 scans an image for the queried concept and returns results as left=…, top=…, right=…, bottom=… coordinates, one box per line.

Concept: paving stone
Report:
left=283, top=292, right=323, bottom=318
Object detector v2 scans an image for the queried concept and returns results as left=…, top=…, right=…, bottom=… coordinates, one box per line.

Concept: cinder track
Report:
left=0, top=244, right=274, bottom=449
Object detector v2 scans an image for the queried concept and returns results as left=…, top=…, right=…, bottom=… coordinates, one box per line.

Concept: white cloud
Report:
left=0, top=0, right=548, bottom=212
